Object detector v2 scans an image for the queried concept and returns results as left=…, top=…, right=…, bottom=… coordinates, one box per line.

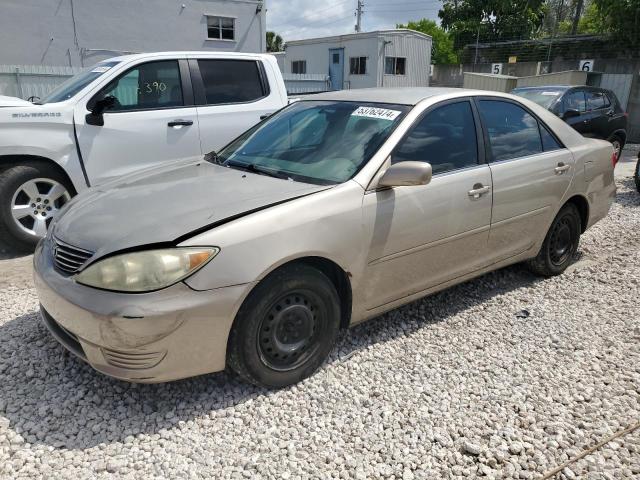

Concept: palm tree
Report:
left=266, top=31, right=284, bottom=52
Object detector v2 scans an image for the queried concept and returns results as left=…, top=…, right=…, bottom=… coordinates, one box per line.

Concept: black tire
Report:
left=527, top=203, right=581, bottom=277
left=635, top=156, right=640, bottom=194
left=0, top=163, right=74, bottom=252
left=227, top=264, right=341, bottom=388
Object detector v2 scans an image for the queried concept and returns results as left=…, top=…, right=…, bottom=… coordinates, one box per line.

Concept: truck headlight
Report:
left=76, top=247, right=219, bottom=292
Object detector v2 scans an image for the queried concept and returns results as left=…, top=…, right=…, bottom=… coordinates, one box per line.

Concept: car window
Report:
left=511, top=88, right=564, bottom=109
left=95, top=61, right=183, bottom=112
left=602, top=92, right=612, bottom=108
left=540, top=124, right=563, bottom=151
left=41, top=61, right=121, bottom=104
left=478, top=100, right=543, bottom=162
left=198, top=60, right=265, bottom=104
left=392, top=101, right=478, bottom=175
left=565, top=90, right=586, bottom=113
left=586, top=91, right=607, bottom=111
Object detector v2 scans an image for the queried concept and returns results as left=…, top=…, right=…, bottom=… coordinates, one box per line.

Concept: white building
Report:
left=0, top=0, right=266, bottom=67
left=281, top=30, right=432, bottom=91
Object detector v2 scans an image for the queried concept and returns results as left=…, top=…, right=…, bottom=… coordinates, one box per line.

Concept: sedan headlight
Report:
left=76, top=247, right=219, bottom=292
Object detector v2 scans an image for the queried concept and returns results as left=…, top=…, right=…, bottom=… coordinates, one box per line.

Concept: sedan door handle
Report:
left=468, top=184, right=491, bottom=199
left=168, top=119, right=193, bottom=127
left=555, top=163, right=571, bottom=175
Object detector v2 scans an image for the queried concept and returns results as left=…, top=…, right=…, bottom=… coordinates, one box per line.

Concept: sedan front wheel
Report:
left=227, top=264, right=341, bottom=388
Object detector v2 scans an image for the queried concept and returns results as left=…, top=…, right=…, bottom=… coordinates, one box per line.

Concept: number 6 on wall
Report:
left=579, top=59, right=594, bottom=72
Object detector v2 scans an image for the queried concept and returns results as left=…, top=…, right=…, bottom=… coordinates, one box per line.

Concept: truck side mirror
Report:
left=86, top=95, right=116, bottom=126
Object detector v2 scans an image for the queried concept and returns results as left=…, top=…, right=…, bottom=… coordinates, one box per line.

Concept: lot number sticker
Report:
left=352, top=106, right=401, bottom=121
left=491, top=63, right=503, bottom=75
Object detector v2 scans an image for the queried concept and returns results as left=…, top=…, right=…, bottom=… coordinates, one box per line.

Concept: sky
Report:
left=267, top=0, right=442, bottom=41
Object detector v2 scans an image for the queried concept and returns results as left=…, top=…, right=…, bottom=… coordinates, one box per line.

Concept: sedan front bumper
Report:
left=33, top=239, right=252, bottom=383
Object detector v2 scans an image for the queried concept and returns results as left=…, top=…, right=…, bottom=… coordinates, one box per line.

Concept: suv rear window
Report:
left=198, top=60, right=266, bottom=105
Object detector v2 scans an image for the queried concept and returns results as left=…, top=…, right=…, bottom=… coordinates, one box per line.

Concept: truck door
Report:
left=74, top=59, right=201, bottom=185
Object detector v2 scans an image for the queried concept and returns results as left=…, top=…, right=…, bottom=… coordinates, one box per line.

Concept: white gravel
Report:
left=0, top=175, right=638, bottom=479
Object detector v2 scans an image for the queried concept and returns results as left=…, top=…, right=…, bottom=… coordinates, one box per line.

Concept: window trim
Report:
left=189, top=58, right=270, bottom=108
left=384, top=56, right=407, bottom=76
left=205, top=15, right=236, bottom=42
left=473, top=96, right=566, bottom=164
left=349, top=56, right=367, bottom=75
left=390, top=97, right=486, bottom=177
left=291, top=60, right=307, bottom=75
left=87, top=59, right=192, bottom=114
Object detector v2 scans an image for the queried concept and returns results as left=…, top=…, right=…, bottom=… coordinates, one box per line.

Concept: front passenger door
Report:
left=362, top=100, right=493, bottom=310
left=75, top=59, right=201, bottom=185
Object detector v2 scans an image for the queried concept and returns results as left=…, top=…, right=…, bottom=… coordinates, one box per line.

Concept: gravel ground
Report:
left=0, top=165, right=638, bottom=479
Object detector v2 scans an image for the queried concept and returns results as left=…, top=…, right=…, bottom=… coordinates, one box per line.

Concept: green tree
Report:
left=397, top=19, right=459, bottom=64
left=556, top=2, right=606, bottom=34
left=266, top=31, right=284, bottom=52
left=592, top=0, right=640, bottom=45
left=438, top=0, right=546, bottom=50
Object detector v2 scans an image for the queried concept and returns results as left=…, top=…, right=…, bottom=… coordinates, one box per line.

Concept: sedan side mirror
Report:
left=562, top=109, right=580, bottom=120
left=378, top=161, right=432, bottom=188
left=86, top=95, right=116, bottom=126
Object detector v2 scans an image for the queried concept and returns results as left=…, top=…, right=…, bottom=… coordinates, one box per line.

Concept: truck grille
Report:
left=52, top=237, right=94, bottom=274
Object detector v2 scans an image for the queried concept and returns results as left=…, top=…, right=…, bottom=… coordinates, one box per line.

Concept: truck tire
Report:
left=0, top=163, right=74, bottom=252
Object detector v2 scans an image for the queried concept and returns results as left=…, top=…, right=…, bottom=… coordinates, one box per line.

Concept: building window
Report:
left=333, top=53, right=340, bottom=64
left=291, top=60, right=307, bottom=74
left=207, top=16, right=235, bottom=41
left=385, top=57, right=406, bottom=75
left=349, top=57, right=367, bottom=75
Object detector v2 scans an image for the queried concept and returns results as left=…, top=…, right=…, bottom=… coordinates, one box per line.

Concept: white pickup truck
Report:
left=0, top=51, right=288, bottom=250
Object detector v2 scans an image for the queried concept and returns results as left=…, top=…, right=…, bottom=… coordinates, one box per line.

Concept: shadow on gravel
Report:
left=616, top=178, right=640, bottom=207
left=0, top=262, right=546, bottom=450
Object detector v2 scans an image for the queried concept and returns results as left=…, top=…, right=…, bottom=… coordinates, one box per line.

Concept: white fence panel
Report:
left=283, top=73, right=330, bottom=94
left=0, top=64, right=83, bottom=100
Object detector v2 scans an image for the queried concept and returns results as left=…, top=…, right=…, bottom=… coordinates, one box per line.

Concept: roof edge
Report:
left=286, top=29, right=432, bottom=46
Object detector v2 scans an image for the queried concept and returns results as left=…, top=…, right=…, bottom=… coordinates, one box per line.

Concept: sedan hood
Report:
left=53, top=159, right=329, bottom=258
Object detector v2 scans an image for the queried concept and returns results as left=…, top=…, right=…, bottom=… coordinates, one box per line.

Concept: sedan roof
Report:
left=305, top=87, right=472, bottom=106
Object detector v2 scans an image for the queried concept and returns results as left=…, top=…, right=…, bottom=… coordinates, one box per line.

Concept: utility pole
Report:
left=355, top=0, right=364, bottom=33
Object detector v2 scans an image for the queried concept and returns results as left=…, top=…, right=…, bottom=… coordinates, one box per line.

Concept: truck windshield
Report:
left=216, top=100, right=410, bottom=185
left=40, top=61, right=121, bottom=104
left=511, top=88, right=565, bottom=109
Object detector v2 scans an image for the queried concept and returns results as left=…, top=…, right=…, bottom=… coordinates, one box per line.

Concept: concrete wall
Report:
left=0, top=0, right=266, bottom=67
left=284, top=30, right=431, bottom=90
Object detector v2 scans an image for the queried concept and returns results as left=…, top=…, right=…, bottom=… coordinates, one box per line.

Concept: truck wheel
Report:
left=0, top=164, right=74, bottom=252
left=227, top=264, right=341, bottom=388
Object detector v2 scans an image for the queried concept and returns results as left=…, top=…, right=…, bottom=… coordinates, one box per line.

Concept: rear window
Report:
left=198, top=59, right=266, bottom=105
left=511, top=88, right=564, bottom=109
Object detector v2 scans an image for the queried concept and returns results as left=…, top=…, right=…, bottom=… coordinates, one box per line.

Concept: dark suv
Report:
left=512, top=86, right=627, bottom=162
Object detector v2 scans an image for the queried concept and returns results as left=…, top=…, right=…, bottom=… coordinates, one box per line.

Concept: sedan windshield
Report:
left=216, top=101, right=410, bottom=185
left=511, top=88, right=565, bottom=109
left=40, top=61, right=121, bottom=104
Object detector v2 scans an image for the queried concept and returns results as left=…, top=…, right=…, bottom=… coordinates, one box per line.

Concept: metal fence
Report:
left=282, top=73, right=330, bottom=95
left=0, top=64, right=83, bottom=100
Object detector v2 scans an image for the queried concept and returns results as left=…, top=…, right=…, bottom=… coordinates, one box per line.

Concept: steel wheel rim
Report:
left=549, top=216, right=574, bottom=266
left=257, top=291, right=324, bottom=372
left=10, top=178, right=71, bottom=238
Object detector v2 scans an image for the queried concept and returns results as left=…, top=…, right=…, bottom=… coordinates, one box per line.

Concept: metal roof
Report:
left=300, top=87, right=477, bottom=106
left=286, top=29, right=432, bottom=46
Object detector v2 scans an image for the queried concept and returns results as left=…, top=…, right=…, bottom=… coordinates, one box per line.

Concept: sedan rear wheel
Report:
left=0, top=164, right=73, bottom=251
left=227, top=264, right=341, bottom=388
left=527, top=203, right=581, bottom=277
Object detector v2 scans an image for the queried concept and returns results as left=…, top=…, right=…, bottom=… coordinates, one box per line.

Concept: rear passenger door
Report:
left=476, top=98, right=575, bottom=263
left=361, top=99, right=493, bottom=309
left=585, top=89, right=613, bottom=139
left=189, top=58, right=284, bottom=153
